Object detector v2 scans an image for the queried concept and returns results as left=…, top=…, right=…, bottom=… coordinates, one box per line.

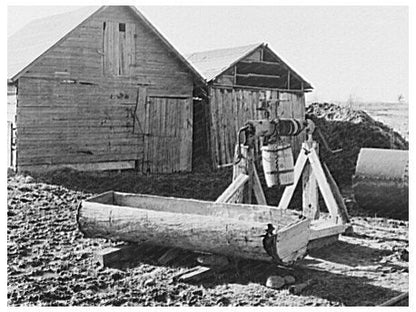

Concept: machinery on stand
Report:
left=78, top=102, right=352, bottom=266
left=215, top=107, right=352, bottom=264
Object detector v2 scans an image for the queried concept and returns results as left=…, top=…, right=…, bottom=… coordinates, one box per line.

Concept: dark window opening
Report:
left=103, top=21, right=106, bottom=30
left=119, top=23, right=125, bottom=32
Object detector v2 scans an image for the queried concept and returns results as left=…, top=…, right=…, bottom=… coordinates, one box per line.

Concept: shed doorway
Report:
left=142, top=96, right=193, bottom=174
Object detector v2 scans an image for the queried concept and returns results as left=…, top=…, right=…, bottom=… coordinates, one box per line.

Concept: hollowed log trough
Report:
left=78, top=191, right=348, bottom=265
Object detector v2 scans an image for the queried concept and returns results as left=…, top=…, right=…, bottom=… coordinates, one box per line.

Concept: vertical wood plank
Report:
left=114, top=22, right=120, bottom=76
left=159, top=98, right=165, bottom=173
left=302, top=141, right=320, bottom=219
left=163, top=98, right=168, bottom=173
left=209, top=88, right=219, bottom=168
left=108, top=22, right=116, bottom=76
left=136, top=87, right=147, bottom=171
left=119, top=27, right=125, bottom=75
left=179, top=98, right=186, bottom=171
left=103, top=21, right=109, bottom=75
left=167, top=98, right=174, bottom=172
left=175, top=98, right=181, bottom=172
left=223, top=89, right=231, bottom=164
left=220, top=89, right=227, bottom=165
left=148, top=97, right=155, bottom=173
left=236, top=89, right=242, bottom=136
left=125, top=23, right=134, bottom=76
left=221, top=89, right=228, bottom=165
left=153, top=97, right=160, bottom=173
left=144, top=95, right=150, bottom=173
left=270, top=90, right=279, bottom=119
left=156, top=97, right=162, bottom=173
left=230, top=90, right=237, bottom=159
left=185, top=97, right=193, bottom=171
left=217, top=88, right=225, bottom=165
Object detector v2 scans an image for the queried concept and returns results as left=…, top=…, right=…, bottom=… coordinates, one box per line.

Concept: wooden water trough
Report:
left=78, top=191, right=348, bottom=264
left=78, top=142, right=351, bottom=265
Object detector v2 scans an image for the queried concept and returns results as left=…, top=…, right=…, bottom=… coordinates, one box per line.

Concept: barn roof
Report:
left=185, top=43, right=261, bottom=82
left=8, top=6, right=205, bottom=84
left=186, top=42, right=312, bottom=90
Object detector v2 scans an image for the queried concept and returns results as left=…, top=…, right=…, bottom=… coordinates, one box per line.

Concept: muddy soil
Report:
left=7, top=171, right=408, bottom=306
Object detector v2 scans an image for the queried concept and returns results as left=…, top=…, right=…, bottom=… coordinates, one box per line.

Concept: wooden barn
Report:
left=7, top=6, right=205, bottom=173
left=187, top=43, right=313, bottom=168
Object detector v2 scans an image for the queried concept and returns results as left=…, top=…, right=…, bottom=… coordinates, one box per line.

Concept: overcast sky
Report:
left=7, top=5, right=408, bottom=103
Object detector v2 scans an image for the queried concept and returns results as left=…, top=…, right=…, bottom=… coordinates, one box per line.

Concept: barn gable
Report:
left=8, top=6, right=204, bottom=84
left=187, top=42, right=312, bottom=91
left=9, top=6, right=203, bottom=173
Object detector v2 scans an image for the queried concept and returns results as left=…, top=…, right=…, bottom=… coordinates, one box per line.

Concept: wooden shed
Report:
left=8, top=6, right=205, bottom=173
left=187, top=43, right=313, bottom=168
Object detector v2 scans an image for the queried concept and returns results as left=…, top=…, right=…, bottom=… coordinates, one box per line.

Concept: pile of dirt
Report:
left=306, top=103, right=408, bottom=186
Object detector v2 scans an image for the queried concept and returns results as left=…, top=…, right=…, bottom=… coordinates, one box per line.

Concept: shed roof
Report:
left=8, top=6, right=205, bottom=84
left=185, top=43, right=261, bottom=82
left=186, top=42, right=312, bottom=90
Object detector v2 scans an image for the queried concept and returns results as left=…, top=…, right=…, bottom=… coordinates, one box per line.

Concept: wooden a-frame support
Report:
left=216, top=141, right=351, bottom=261
left=278, top=141, right=350, bottom=225
left=217, top=141, right=350, bottom=225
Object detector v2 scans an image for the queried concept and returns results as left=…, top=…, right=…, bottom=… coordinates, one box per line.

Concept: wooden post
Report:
left=323, top=163, right=350, bottom=224
left=252, top=164, right=267, bottom=205
left=232, top=144, right=246, bottom=203
left=308, top=148, right=340, bottom=224
left=302, top=141, right=320, bottom=219
left=232, top=144, right=254, bottom=204
left=278, top=148, right=308, bottom=210
left=246, top=147, right=254, bottom=204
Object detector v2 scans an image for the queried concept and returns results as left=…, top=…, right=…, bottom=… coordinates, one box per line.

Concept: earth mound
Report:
left=306, top=102, right=408, bottom=186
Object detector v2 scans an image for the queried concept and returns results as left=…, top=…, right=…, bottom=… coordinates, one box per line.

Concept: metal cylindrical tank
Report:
left=352, top=148, right=408, bottom=219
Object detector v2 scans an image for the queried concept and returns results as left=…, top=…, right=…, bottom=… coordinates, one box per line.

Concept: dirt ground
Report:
left=7, top=169, right=409, bottom=307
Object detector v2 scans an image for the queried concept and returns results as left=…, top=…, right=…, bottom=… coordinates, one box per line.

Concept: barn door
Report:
left=143, top=97, right=193, bottom=173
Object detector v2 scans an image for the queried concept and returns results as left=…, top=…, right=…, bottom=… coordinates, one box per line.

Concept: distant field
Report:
left=339, top=102, right=408, bottom=140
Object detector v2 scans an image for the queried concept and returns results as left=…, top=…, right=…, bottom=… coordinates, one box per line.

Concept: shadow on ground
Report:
left=100, top=241, right=403, bottom=306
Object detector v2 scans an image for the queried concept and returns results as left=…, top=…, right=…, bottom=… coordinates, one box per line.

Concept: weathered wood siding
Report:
left=7, top=84, right=17, bottom=168
left=143, top=96, right=193, bottom=173
left=209, top=87, right=305, bottom=168
left=15, top=6, right=194, bottom=173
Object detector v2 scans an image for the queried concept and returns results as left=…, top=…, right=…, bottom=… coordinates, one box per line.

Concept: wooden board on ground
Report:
left=94, top=243, right=141, bottom=267
left=177, top=266, right=212, bottom=283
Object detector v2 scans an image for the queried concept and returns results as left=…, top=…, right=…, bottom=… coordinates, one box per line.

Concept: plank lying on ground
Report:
left=378, top=292, right=409, bottom=306
left=177, top=266, right=212, bottom=283
left=94, top=244, right=141, bottom=267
